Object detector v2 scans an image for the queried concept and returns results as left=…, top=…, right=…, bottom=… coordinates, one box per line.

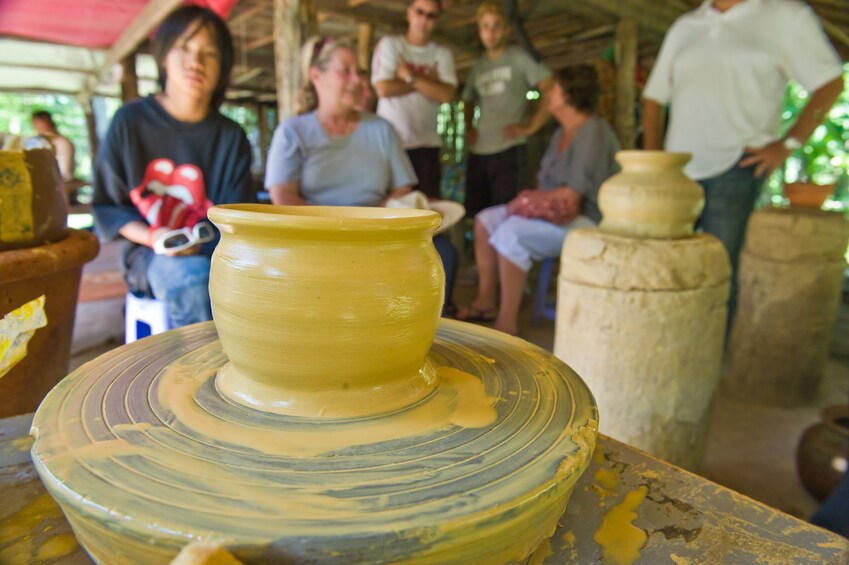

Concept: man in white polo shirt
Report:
left=642, top=0, right=844, bottom=324
left=372, top=0, right=457, bottom=199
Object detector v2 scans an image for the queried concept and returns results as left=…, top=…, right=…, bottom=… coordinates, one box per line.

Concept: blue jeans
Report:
left=697, top=163, right=763, bottom=331
left=147, top=252, right=213, bottom=328
left=434, top=234, right=458, bottom=316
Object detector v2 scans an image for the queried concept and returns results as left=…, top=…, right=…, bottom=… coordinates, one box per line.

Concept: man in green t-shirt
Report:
left=462, top=1, right=552, bottom=217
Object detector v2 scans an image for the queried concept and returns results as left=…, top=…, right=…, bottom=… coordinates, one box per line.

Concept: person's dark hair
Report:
left=555, top=64, right=601, bottom=115
left=152, top=5, right=234, bottom=109
left=31, top=110, right=56, bottom=128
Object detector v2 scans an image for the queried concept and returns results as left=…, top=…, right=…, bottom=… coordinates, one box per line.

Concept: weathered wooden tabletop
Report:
left=2, top=412, right=847, bottom=564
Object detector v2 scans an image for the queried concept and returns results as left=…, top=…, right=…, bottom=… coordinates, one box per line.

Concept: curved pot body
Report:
left=796, top=404, right=849, bottom=502
left=208, top=204, right=444, bottom=418
left=598, top=151, right=704, bottom=239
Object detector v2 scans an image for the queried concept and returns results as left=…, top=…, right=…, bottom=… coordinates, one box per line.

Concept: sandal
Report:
left=455, top=304, right=497, bottom=322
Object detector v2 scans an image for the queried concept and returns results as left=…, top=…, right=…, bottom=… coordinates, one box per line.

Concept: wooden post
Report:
left=120, top=53, right=139, bottom=103
left=273, top=0, right=302, bottom=120
left=301, top=0, right=317, bottom=37
left=358, top=23, right=374, bottom=72
left=614, top=19, right=637, bottom=149
left=84, top=99, right=99, bottom=164
left=258, top=103, right=271, bottom=176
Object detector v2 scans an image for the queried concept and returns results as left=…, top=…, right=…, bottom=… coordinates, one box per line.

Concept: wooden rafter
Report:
left=572, top=0, right=679, bottom=35
left=81, top=0, right=183, bottom=101
left=822, top=19, right=849, bottom=49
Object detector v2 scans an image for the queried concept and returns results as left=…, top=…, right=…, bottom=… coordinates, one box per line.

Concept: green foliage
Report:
left=766, top=64, right=849, bottom=207
left=220, top=103, right=263, bottom=178
left=0, top=93, right=92, bottom=178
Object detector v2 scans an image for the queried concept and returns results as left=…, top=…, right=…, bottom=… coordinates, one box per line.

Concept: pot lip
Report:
left=0, top=229, right=99, bottom=284
left=209, top=203, right=442, bottom=232
left=783, top=182, right=836, bottom=192
left=614, top=150, right=692, bottom=169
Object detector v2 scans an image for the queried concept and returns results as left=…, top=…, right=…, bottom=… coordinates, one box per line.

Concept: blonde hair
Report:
left=476, top=1, right=505, bottom=25
left=297, top=36, right=354, bottom=114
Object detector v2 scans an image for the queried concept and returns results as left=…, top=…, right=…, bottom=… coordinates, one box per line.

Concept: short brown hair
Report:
left=476, top=1, right=504, bottom=25
left=410, top=0, right=442, bottom=13
left=555, top=65, right=601, bottom=115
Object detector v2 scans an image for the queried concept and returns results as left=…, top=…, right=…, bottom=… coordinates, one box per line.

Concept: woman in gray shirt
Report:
left=265, top=37, right=415, bottom=206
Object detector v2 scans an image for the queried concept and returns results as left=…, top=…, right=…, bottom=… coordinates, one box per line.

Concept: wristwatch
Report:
left=782, top=136, right=803, bottom=151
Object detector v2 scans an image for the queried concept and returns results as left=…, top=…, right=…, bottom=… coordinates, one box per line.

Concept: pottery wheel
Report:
left=31, top=320, right=598, bottom=564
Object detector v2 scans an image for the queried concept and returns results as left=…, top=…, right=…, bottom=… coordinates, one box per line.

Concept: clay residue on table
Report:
left=0, top=491, right=79, bottom=563
left=594, top=486, right=648, bottom=565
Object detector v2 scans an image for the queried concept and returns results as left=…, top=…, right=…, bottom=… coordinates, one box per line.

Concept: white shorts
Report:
left=476, top=205, right=596, bottom=272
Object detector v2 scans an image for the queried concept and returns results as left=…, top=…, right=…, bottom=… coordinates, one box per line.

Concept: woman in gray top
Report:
left=456, top=65, right=620, bottom=335
left=264, top=36, right=459, bottom=316
left=265, top=37, right=415, bottom=206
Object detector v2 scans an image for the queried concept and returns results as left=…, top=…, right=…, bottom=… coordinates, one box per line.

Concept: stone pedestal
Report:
left=724, top=208, right=849, bottom=407
left=554, top=229, right=730, bottom=470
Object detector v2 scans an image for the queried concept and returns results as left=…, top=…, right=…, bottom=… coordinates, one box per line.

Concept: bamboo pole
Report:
left=358, top=23, right=374, bottom=72
left=614, top=19, right=637, bottom=149
left=273, top=0, right=302, bottom=120
left=120, top=53, right=139, bottom=103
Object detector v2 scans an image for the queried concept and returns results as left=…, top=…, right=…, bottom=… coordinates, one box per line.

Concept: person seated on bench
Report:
left=456, top=65, right=619, bottom=335
left=92, top=6, right=254, bottom=329
left=265, top=36, right=460, bottom=316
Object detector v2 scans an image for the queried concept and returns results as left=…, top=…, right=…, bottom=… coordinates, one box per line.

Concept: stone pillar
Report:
left=554, top=229, right=730, bottom=470
left=724, top=208, right=849, bottom=407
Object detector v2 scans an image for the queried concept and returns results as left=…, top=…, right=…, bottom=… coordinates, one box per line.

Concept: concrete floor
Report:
left=68, top=240, right=849, bottom=526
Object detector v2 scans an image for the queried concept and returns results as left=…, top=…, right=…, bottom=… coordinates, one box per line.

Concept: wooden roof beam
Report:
left=81, top=0, right=184, bottom=102
left=247, top=35, right=275, bottom=51
left=566, top=0, right=676, bottom=38
left=229, top=3, right=267, bottom=27
left=232, top=68, right=263, bottom=85
left=822, top=19, right=849, bottom=50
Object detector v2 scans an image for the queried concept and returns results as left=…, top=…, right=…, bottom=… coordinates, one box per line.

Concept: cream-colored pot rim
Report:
left=209, top=203, right=442, bottom=233
left=615, top=150, right=692, bottom=169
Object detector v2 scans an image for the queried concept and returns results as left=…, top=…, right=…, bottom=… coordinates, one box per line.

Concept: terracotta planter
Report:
left=784, top=182, right=834, bottom=209
left=208, top=204, right=444, bottom=418
left=598, top=150, right=705, bottom=239
left=0, top=148, right=67, bottom=252
left=796, top=404, right=849, bottom=501
left=0, top=229, right=99, bottom=417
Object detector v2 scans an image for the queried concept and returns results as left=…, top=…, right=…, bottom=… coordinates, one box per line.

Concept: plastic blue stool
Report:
left=124, top=293, right=170, bottom=343
left=530, top=257, right=558, bottom=326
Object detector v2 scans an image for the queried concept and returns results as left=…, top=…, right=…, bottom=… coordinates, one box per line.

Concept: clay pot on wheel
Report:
left=208, top=204, right=444, bottom=418
left=598, top=151, right=705, bottom=239
left=796, top=404, right=849, bottom=502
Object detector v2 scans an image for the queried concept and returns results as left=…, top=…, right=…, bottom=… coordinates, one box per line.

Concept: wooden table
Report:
left=2, top=412, right=847, bottom=564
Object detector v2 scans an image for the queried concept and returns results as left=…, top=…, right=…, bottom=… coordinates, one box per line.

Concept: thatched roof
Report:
left=221, top=0, right=848, bottom=103
left=1, top=0, right=846, bottom=103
